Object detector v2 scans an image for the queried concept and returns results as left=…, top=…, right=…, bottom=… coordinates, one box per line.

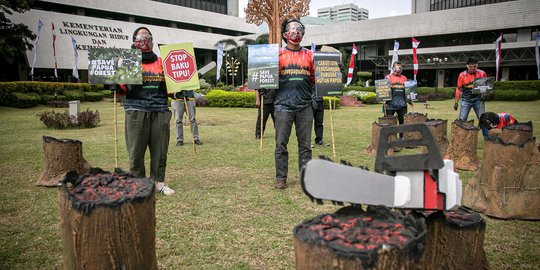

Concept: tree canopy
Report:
left=0, top=0, right=35, bottom=64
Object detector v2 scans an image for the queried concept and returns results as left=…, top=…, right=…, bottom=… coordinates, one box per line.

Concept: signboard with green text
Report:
left=88, top=48, right=142, bottom=85
left=314, top=52, right=342, bottom=97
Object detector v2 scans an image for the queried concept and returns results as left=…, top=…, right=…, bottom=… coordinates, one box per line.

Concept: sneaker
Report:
left=194, top=139, right=203, bottom=145
left=275, top=180, right=286, bottom=189
left=176, top=141, right=183, bottom=146
left=156, top=182, right=175, bottom=195
left=315, top=140, right=330, bottom=146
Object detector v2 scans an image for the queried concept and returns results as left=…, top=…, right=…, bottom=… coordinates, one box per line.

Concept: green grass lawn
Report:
left=1, top=99, right=539, bottom=269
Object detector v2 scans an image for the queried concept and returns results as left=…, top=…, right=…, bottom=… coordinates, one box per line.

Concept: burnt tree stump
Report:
left=37, top=136, right=92, bottom=187
left=59, top=168, right=157, bottom=270
left=404, top=112, right=428, bottom=141
left=365, top=116, right=397, bottom=156
left=463, top=124, right=540, bottom=219
left=416, top=208, right=489, bottom=270
left=293, top=206, right=426, bottom=270
left=445, top=120, right=480, bottom=171
left=423, top=119, right=449, bottom=157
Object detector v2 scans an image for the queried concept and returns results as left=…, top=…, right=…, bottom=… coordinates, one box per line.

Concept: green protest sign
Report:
left=375, top=79, right=392, bottom=102
left=247, top=44, right=279, bottom=89
left=159, top=43, right=200, bottom=92
left=88, top=48, right=142, bottom=85
left=314, top=52, right=342, bottom=97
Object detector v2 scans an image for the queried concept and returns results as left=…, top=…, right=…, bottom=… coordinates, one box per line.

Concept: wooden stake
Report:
left=329, top=98, right=336, bottom=159
left=259, top=95, right=264, bottom=152
left=183, top=98, right=197, bottom=154
left=114, top=93, right=118, bottom=168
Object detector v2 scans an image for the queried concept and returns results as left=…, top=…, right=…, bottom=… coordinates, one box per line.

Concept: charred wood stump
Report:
left=403, top=112, right=428, bottom=141
left=416, top=208, right=489, bottom=270
left=422, top=119, right=449, bottom=157
left=445, top=120, right=479, bottom=171
left=293, top=206, right=426, bottom=270
left=463, top=123, right=540, bottom=219
left=38, top=136, right=92, bottom=187
left=59, top=168, right=157, bottom=270
left=365, top=116, right=397, bottom=156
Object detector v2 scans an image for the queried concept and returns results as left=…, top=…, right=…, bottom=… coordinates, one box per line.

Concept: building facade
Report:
left=305, top=0, right=539, bottom=86
left=317, top=4, right=369, bottom=22
left=8, top=0, right=256, bottom=82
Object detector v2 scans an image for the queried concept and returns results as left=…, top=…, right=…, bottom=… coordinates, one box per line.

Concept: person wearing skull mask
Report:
left=273, top=18, right=315, bottom=189
left=384, top=61, right=413, bottom=137
left=454, top=57, right=487, bottom=122
left=118, top=26, right=175, bottom=195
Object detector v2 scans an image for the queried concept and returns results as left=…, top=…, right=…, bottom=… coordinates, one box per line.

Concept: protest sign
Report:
left=247, top=44, right=279, bottom=89
left=405, top=80, right=418, bottom=101
left=375, top=79, right=392, bottom=102
left=88, top=48, right=141, bottom=84
left=314, top=52, right=342, bottom=96
left=160, top=43, right=200, bottom=92
left=472, top=77, right=494, bottom=94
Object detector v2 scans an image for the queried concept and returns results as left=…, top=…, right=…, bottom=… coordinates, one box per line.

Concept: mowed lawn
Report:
left=0, top=99, right=539, bottom=269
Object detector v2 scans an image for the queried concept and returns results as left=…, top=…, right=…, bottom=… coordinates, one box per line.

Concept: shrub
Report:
left=344, top=90, right=372, bottom=100
left=83, top=92, right=105, bottom=102
left=343, top=85, right=375, bottom=93
left=8, top=92, right=41, bottom=108
left=215, top=82, right=225, bottom=88
left=323, top=97, right=340, bottom=109
left=99, top=90, right=113, bottom=98
left=47, top=100, right=69, bottom=108
left=361, top=92, right=378, bottom=104
left=206, top=90, right=255, bottom=107
left=494, top=80, right=540, bottom=92
left=491, top=90, right=539, bottom=101
left=199, top=79, right=211, bottom=89
left=37, top=108, right=100, bottom=129
left=195, top=94, right=208, bottom=107
left=63, top=90, right=85, bottom=101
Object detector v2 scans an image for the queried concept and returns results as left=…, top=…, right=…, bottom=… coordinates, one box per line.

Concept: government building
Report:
left=8, top=0, right=540, bottom=87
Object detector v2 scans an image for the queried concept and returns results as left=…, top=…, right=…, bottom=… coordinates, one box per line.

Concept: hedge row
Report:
left=205, top=90, right=340, bottom=109
left=0, top=82, right=106, bottom=107
left=3, top=91, right=107, bottom=108
left=494, top=80, right=540, bottom=92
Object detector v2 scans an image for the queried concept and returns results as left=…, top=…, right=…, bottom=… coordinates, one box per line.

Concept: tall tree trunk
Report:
left=445, top=120, right=479, bottom=171
left=424, top=119, right=449, bottom=158
left=463, top=124, right=540, bottom=219
left=37, top=136, right=92, bottom=187
left=404, top=112, right=427, bottom=141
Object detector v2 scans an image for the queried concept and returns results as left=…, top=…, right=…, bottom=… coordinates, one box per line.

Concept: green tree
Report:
left=0, top=0, right=35, bottom=64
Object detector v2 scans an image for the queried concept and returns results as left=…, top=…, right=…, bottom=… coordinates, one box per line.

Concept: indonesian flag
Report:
left=346, top=43, right=358, bottom=86
left=495, top=33, right=502, bottom=81
left=31, top=19, right=44, bottom=81
left=412, top=37, right=420, bottom=81
left=52, top=22, right=58, bottom=79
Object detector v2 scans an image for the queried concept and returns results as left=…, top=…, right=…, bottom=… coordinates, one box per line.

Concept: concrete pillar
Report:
left=69, top=100, right=80, bottom=124
left=437, top=69, right=445, bottom=88
left=501, top=67, right=510, bottom=81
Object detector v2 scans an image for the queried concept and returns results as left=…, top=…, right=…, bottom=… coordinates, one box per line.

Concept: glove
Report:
left=110, top=85, right=118, bottom=92
left=453, top=102, right=459, bottom=110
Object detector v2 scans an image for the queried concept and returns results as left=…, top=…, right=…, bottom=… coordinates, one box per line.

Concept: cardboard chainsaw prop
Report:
left=301, top=124, right=462, bottom=211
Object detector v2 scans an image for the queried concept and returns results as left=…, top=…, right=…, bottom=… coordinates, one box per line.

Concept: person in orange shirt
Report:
left=479, top=112, right=517, bottom=138
left=384, top=61, right=413, bottom=138
left=454, top=57, right=487, bottom=121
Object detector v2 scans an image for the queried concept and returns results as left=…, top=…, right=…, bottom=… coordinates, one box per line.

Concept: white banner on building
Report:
left=390, top=40, right=399, bottom=71
left=216, top=42, right=223, bottom=81
left=30, top=19, right=44, bottom=80
left=495, top=33, right=502, bottom=81
left=71, top=36, right=79, bottom=80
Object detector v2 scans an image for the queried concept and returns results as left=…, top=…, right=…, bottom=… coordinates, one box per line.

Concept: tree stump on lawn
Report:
left=37, top=136, right=92, bottom=187
left=463, top=123, right=540, bottom=219
left=59, top=168, right=157, bottom=270
left=423, top=119, right=449, bottom=157
left=293, top=206, right=426, bottom=270
left=415, top=208, right=489, bottom=270
left=365, top=116, right=397, bottom=156
left=404, top=112, right=427, bottom=141
left=445, top=120, right=479, bottom=171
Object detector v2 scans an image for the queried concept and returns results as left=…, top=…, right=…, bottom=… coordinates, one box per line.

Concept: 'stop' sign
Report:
left=159, top=43, right=200, bottom=92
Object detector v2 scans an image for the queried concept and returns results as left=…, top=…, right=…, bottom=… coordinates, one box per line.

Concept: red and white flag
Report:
left=412, top=37, right=420, bottom=81
left=346, top=43, right=358, bottom=86
left=52, top=22, right=58, bottom=79
left=495, top=33, right=502, bottom=81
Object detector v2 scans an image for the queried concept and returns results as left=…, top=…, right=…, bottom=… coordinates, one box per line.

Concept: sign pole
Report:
left=329, top=98, right=337, bottom=159
left=114, top=92, right=118, bottom=168
left=184, top=98, right=197, bottom=154
left=259, top=94, right=264, bottom=152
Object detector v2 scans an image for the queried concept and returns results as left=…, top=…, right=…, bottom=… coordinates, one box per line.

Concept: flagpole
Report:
left=114, top=92, right=118, bottom=168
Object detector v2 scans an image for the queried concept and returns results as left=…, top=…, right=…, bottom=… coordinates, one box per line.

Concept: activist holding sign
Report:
left=454, top=57, right=488, bottom=121
left=384, top=61, right=414, bottom=138
left=274, top=18, right=315, bottom=189
left=116, top=26, right=175, bottom=196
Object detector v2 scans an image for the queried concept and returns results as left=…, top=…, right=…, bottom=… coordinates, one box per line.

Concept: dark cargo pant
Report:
left=274, top=106, right=313, bottom=182
left=125, top=110, right=171, bottom=182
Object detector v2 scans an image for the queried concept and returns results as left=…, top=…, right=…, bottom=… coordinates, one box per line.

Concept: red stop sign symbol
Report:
left=163, top=49, right=196, bottom=83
